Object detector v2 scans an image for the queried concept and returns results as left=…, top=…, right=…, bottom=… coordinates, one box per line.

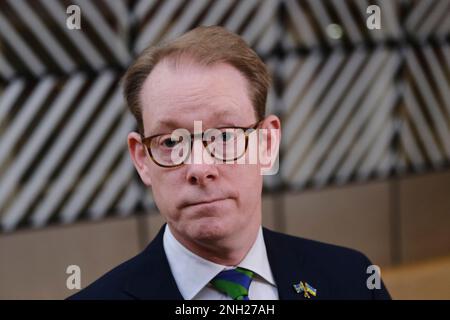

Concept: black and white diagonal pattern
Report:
left=0, top=0, right=449, bottom=232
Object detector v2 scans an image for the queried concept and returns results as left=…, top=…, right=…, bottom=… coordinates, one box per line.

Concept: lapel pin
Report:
left=293, top=281, right=317, bottom=298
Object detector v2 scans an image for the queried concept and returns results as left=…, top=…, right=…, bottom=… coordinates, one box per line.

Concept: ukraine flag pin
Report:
left=293, top=281, right=317, bottom=298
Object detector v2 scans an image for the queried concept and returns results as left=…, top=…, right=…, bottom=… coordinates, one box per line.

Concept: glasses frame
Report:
left=141, top=121, right=262, bottom=168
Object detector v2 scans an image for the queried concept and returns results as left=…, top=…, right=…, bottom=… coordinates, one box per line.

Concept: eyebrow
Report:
left=152, top=118, right=182, bottom=132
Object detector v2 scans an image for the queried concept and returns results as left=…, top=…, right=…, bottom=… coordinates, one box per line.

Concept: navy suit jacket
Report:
left=68, top=224, right=391, bottom=300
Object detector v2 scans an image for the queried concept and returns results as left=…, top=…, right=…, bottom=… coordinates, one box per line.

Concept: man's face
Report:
left=129, top=60, right=271, bottom=247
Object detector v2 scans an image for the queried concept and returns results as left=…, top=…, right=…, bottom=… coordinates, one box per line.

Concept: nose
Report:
left=185, top=139, right=219, bottom=186
left=185, top=163, right=219, bottom=186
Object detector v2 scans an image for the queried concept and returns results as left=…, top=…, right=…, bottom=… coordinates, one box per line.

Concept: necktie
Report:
left=210, top=267, right=254, bottom=300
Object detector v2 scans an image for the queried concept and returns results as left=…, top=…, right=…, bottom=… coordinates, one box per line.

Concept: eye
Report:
left=160, top=137, right=181, bottom=148
left=220, top=131, right=234, bottom=142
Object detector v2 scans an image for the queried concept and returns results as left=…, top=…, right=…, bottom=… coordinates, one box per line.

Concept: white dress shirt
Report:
left=163, top=224, right=279, bottom=300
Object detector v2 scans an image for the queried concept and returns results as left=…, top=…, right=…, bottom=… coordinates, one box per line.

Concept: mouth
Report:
left=182, top=197, right=230, bottom=209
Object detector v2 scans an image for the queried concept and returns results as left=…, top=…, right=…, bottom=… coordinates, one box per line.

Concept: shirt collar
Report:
left=237, top=227, right=277, bottom=286
left=163, top=224, right=276, bottom=300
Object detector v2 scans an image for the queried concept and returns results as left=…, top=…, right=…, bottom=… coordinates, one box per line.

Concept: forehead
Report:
left=140, top=60, right=256, bottom=134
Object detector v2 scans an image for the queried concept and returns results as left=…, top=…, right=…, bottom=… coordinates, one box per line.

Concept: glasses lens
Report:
left=205, top=128, right=247, bottom=161
left=150, top=133, right=190, bottom=166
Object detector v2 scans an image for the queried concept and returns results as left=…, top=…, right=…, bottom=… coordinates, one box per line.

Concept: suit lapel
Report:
left=123, top=224, right=184, bottom=300
left=263, top=227, right=305, bottom=299
left=263, top=227, right=330, bottom=300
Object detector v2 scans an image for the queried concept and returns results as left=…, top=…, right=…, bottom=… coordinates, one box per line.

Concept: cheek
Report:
left=226, top=164, right=263, bottom=201
left=234, top=162, right=262, bottom=181
left=149, top=171, right=182, bottom=213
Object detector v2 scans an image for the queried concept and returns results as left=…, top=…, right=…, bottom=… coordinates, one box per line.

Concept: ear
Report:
left=127, top=132, right=153, bottom=187
left=258, top=115, right=281, bottom=174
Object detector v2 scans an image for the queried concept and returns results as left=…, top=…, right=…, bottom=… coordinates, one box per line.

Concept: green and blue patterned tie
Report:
left=210, top=267, right=254, bottom=300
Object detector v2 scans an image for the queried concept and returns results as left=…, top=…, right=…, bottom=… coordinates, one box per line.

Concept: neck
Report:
left=168, top=220, right=261, bottom=266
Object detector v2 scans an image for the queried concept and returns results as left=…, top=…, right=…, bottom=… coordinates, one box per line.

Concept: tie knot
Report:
left=210, top=267, right=254, bottom=300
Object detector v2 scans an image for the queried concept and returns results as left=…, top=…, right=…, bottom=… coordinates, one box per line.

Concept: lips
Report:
left=180, top=197, right=229, bottom=209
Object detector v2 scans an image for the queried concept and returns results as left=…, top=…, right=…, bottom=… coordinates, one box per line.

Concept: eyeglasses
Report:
left=141, top=122, right=261, bottom=168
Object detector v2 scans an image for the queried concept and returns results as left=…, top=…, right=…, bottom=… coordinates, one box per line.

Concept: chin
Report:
left=189, top=217, right=232, bottom=242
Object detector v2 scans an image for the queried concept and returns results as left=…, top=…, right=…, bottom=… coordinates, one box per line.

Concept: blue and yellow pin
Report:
left=293, top=281, right=317, bottom=298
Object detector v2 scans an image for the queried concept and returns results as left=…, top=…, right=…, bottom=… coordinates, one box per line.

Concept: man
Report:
left=69, top=26, right=391, bottom=300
